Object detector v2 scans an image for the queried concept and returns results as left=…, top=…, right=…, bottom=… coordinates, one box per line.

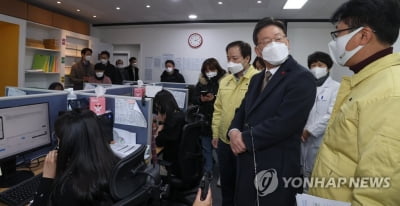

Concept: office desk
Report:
left=0, top=158, right=44, bottom=205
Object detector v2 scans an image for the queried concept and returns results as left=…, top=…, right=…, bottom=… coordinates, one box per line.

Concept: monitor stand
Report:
left=0, top=157, right=34, bottom=188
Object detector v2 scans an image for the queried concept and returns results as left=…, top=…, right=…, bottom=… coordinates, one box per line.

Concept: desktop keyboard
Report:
left=0, top=174, right=42, bottom=206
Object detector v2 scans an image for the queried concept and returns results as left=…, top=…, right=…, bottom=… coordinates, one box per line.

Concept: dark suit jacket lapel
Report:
left=247, top=57, right=294, bottom=115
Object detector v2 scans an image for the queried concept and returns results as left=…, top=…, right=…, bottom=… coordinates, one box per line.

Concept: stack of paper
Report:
left=296, top=193, right=351, bottom=206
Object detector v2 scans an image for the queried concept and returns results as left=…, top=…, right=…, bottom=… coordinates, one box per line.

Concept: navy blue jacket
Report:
left=229, top=56, right=316, bottom=206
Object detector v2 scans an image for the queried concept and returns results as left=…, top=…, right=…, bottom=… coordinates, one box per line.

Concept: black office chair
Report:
left=110, top=145, right=161, bottom=206
left=160, top=112, right=206, bottom=205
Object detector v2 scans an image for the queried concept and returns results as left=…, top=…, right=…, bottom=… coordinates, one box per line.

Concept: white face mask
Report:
left=310, top=67, right=328, bottom=79
left=262, top=42, right=289, bottom=66
left=95, top=72, right=104, bottom=78
left=206, top=71, right=218, bottom=79
left=166, top=67, right=173, bottom=73
left=85, top=55, right=91, bottom=61
left=227, top=62, right=244, bottom=74
left=117, top=65, right=124, bottom=69
left=100, top=59, right=108, bottom=64
left=328, top=27, right=364, bottom=66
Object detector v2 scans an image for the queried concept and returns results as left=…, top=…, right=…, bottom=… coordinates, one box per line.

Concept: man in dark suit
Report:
left=228, top=17, right=316, bottom=206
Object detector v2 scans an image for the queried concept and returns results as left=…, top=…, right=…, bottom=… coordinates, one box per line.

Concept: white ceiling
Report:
left=25, top=0, right=348, bottom=25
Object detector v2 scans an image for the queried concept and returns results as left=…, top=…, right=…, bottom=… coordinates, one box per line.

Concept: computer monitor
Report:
left=0, top=102, right=52, bottom=187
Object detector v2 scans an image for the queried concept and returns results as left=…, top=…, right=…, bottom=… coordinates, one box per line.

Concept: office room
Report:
left=1, top=0, right=400, bottom=205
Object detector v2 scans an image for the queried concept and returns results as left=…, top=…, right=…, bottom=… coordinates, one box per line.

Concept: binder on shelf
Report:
left=32, top=54, right=49, bottom=71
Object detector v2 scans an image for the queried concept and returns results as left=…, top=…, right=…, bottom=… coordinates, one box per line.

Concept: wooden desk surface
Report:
left=0, top=157, right=44, bottom=193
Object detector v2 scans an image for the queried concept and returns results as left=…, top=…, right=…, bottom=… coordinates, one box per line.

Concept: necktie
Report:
left=261, top=70, right=272, bottom=92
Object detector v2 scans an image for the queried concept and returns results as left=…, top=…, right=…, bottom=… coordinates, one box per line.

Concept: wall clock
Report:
left=188, top=33, right=203, bottom=48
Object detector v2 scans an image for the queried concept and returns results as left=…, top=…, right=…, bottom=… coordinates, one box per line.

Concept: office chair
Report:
left=160, top=112, right=206, bottom=205
left=110, top=145, right=161, bottom=206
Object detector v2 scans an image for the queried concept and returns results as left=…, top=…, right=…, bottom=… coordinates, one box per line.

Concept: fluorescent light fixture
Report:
left=283, top=0, right=308, bottom=9
left=188, top=14, right=197, bottom=19
left=76, top=9, right=80, bottom=12
left=257, top=1, right=262, bottom=3
left=218, top=1, right=223, bottom=5
left=146, top=4, right=151, bottom=8
left=116, top=7, right=120, bottom=10
left=56, top=1, right=61, bottom=4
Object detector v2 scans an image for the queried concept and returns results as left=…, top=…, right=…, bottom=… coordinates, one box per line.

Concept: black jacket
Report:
left=160, top=69, right=185, bottom=83
left=104, top=62, right=123, bottom=84
left=155, top=111, right=185, bottom=176
left=122, top=65, right=139, bottom=81
left=192, top=70, right=226, bottom=136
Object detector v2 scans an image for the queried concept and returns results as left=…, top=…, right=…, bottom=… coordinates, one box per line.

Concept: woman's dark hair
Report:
left=225, top=41, right=252, bottom=64
left=200, top=58, right=226, bottom=78
left=253, top=17, right=287, bottom=45
left=331, top=0, right=400, bottom=45
left=307, top=51, right=333, bottom=69
left=153, top=90, right=180, bottom=119
left=52, top=109, right=117, bottom=205
left=48, top=82, right=64, bottom=90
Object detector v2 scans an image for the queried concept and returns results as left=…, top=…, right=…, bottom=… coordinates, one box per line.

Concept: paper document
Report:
left=110, top=143, right=142, bottom=159
left=145, top=85, right=163, bottom=97
left=296, top=193, right=351, bottom=206
left=7, top=88, right=27, bottom=96
left=114, top=98, right=147, bottom=127
left=113, top=128, right=136, bottom=145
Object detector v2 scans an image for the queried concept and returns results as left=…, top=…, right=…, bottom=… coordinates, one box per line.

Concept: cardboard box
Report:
left=90, top=96, right=106, bottom=115
left=43, top=39, right=59, bottom=50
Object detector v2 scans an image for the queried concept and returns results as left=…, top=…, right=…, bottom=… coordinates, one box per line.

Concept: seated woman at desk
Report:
left=32, top=109, right=118, bottom=206
left=153, top=90, right=185, bottom=176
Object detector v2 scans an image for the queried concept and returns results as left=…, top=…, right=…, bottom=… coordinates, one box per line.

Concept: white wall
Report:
left=287, top=22, right=353, bottom=81
left=93, top=22, right=400, bottom=84
left=92, top=23, right=256, bottom=83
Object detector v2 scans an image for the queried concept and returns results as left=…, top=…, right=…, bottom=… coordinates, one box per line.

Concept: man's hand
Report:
left=43, top=150, right=57, bottom=179
left=193, top=188, right=212, bottom=206
left=229, top=129, right=247, bottom=155
left=301, top=129, right=311, bottom=142
left=212, top=138, right=219, bottom=149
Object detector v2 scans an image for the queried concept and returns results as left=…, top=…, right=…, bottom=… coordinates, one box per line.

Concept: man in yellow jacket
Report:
left=309, top=0, right=400, bottom=205
left=211, top=40, right=258, bottom=206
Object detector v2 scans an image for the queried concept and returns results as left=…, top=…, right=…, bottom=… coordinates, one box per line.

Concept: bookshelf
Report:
left=24, top=22, right=61, bottom=88
left=23, top=22, right=92, bottom=89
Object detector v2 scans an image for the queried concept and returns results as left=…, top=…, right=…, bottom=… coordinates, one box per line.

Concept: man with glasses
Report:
left=228, top=17, right=316, bottom=205
left=309, top=0, right=400, bottom=205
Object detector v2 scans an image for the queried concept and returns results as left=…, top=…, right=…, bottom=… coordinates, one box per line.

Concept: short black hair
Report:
left=81, top=48, right=92, bottom=55
left=253, top=17, right=287, bottom=45
left=129, top=57, right=137, bottom=62
left=308, top=51, right=333, bottom=69
left=331, top=0, right=400, bottom=45
left=225, top=41, right=252, bottom=64
left=94, top=63, right=106, bottom=71
left=100, top=51, right=110, bottom=58
left=165, top=60, right=175, bottom=67
left=48, top=82, right=64, bottom=90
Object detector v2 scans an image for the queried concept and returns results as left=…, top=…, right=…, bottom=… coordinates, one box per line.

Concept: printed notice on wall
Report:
left=114, top=98, right=147, bottom=127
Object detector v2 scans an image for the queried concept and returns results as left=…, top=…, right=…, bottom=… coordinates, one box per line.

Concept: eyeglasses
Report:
left=330, top=27, right=355, bottom=40
left=257, top=35, right=286, bottom=49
